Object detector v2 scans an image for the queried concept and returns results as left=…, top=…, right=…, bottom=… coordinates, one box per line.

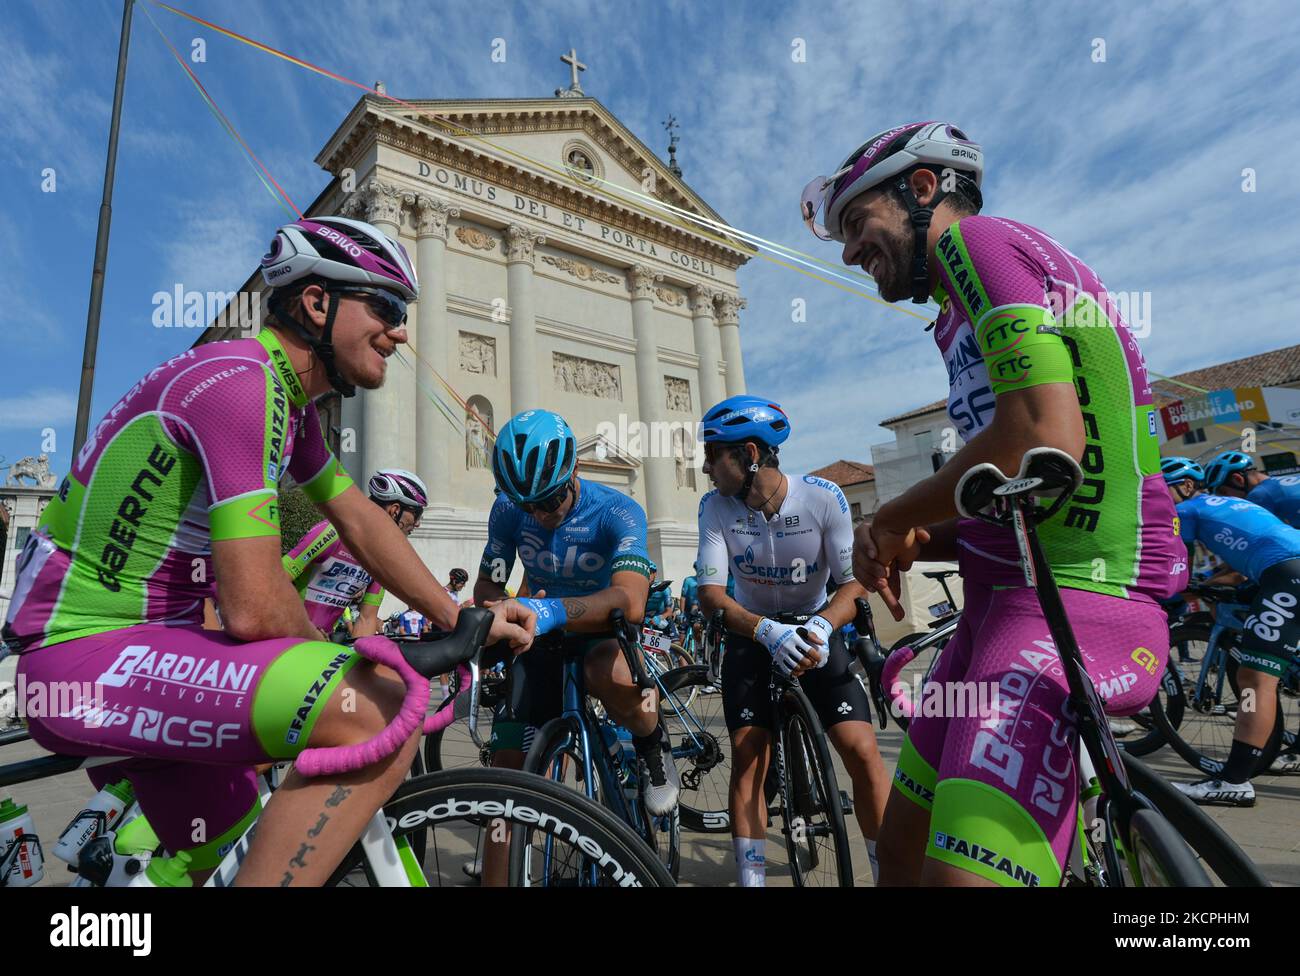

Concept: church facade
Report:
left=203, top=79, right=752, bottom=612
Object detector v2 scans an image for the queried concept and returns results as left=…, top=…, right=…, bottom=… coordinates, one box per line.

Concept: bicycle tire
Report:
left=777, top=685, right=854, bottom=887
left=659, top=665, right=732, bottom=833
left=1122, top=659, right=1186, bottom=757
left=1121, top=753, right=1268, bottom=886
left=1153, top=622, right=1283, bottom=777
left=325, top=767, right=673, bottom=887
left=884, top=627, right=955, bottom=733
left=1125, top=808, right=1212, bottom=887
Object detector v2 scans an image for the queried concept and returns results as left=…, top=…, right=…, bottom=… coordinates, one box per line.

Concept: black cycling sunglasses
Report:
left=329, top=286, right=408, bottom=329
left=520, top=481, right=571, bottom=515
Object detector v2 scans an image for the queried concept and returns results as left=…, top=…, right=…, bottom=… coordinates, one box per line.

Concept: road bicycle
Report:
left=1150, top=581, right=1299, bottom=778
left=0, top=610, right=673, bottom=888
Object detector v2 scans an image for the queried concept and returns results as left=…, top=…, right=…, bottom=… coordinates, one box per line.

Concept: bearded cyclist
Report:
left=802, top=122, right=1187, bottom=886
left=1165, top=456, right=1300, bottom=789
left=474, top=408, right=679, bottom=886
left=282, top=468, right=428, bottom=638
left=1204, top=450, right=1300, bottom=528
left=696, top=394, right=890, bottom=886
left=4, top=216, right=534, bottom=885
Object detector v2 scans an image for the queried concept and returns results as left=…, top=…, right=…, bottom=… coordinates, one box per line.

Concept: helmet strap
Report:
left=269, top=284, right=356, bottom=398
left=894, top=176, right=941, bottom=304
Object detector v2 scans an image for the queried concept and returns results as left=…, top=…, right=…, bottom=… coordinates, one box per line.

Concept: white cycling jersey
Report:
left=696, top=474, right=855, bottom=616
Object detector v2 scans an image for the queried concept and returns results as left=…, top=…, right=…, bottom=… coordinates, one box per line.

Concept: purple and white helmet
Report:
left=368, top=468, right=429, bottom=509
left=802, top=122, right=984, bottom=242
left=260, top=216, right=419, bottom=301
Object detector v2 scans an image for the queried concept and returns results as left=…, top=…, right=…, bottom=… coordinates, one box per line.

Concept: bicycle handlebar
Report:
left=294, top=607, right=494, bottom=777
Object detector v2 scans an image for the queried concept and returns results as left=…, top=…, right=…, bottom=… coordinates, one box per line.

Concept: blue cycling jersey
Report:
left=479, top=479, right=653, bottom=598
left=1176, top=494, right=1300, bottom=581
left=646, top=585, right=673, bottom=618
left=1248, top=475, right=1300, bottom=529
left=680, top=576, right=699, bottom=613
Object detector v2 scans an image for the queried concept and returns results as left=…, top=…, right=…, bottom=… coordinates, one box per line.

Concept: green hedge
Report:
left=279, top=484, right=321, bottom=555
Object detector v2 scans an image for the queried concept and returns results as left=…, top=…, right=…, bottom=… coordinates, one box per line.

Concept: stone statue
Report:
left=465, top=401, right=493, bottom=470
left=6, top=454, right=56, bottom=488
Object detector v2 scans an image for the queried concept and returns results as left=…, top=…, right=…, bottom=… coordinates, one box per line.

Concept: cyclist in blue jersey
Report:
left=645, top=563, right=679, bottom=638
left=475, top=409, right=679, bottom=884
left=680, top=564, right=703, bottom=645
left=1164, top=456, right=1300, bottom=799
left=1204, top=450, right=1300, bottom=528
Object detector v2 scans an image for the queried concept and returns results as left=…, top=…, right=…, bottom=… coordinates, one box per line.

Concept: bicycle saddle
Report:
left=955, top=447, right=1083, bottom=528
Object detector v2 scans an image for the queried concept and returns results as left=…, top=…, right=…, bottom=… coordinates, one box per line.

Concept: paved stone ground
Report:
left=4, top=703, right=1296, bottom=887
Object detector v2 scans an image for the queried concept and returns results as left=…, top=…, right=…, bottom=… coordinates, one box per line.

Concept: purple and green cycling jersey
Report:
left=479, top=478, right=653, bottom=599
left=1175, top=494, right=1300, bottom=581
left=282, top=519, right=384, bottom=631
left=931, top=214, right=1186, bottom=602
left=3, top=329, right=354, bottom=651
left=1247, top=475, right=1300, bottom=529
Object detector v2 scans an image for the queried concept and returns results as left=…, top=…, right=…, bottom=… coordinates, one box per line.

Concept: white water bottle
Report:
left=0, top=796, right=44, bottom=887
left=53, top=780, right=134, bottom=864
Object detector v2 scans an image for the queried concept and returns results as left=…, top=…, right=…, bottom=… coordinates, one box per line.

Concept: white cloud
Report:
left=0, top=389, right=76, bottom=430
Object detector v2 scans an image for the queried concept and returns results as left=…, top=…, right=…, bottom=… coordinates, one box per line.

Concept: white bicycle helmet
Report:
left=368, top=468, right=429, bottom=510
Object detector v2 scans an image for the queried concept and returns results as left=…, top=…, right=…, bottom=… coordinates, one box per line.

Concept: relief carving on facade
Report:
left=553, top=352, right=622, bottom=400
left=539, top=253, right=620, bottom=284
left=673, top=427, right=697, bottom=490
left=454, top=225, right=498, bottom=252
left=655, top=286, right=685, bottom=307
left=664, top=376, right=692, bottom=413
left=459, top=332, right=497, bottom=376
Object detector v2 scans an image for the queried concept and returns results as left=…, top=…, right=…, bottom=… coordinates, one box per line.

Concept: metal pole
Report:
left=72, top=0, right=135, bottom=458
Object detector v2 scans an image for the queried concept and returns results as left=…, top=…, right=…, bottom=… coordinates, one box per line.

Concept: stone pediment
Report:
left=316, top=95, right=751, bottom=268
left=575, top=433, right=640, bottom=469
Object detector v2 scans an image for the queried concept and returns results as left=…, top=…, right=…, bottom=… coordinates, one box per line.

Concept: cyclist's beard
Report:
left=873, top=219, right=918, bottom=304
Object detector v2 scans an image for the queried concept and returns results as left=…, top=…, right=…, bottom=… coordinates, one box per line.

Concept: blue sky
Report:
left=2, top=0, right=1298, bottom=477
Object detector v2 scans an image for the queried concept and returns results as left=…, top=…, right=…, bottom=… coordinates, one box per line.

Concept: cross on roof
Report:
left=561, top=48, right=586, bottom=90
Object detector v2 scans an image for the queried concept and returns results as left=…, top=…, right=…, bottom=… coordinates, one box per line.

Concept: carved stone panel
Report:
left=553, top=352, right=622, bottom=401
left=664, top=377, right=692, bottom=413
left=459, top=332, right=497, bottom=376
left=454, top=225, right=498, bottom=252
left=540, top=253, right=620, bottom=284
left=656, top=286, right=685, bottom=307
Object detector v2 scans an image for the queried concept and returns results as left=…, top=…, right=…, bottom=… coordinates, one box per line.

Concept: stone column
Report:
left=505, top=224, right=546, bottom=415
left=344, top=180, right=408, bottom=480
left=715, top=293, right=748, bottom=396
left=629, top=265, right=676, bottom=533
left=412, top=194, right=459, bottom=513
left=689, top=285, right=725, bottom=412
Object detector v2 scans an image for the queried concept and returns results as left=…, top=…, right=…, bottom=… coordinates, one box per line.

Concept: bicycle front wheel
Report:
left=1125, top=808, right=1212, bottom=887
left=325, top=768, right=674, bottom=887
left=775, top=687, right=854, bottom=887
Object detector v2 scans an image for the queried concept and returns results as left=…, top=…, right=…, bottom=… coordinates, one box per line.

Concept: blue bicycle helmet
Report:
left=1202, top=450, right=1255, bottom=490
left=492, top=409, right=578, bottom=504
left=700, top=395, right=791, bottom=447
left=1160, top=456, right=1205, bottom=486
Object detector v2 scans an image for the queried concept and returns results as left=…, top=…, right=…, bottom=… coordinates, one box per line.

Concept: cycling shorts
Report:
left=1239, top=558, right=1300, bottom=677
left=16, top=625, right=361, bottom=869
left=721, top=622, right=871, bottom=733
left=486, top=631, right=616, bottom=755
left=894, top=582, right=1168, bottom=887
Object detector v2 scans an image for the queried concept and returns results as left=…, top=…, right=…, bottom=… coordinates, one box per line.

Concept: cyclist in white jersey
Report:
left=696, top=395, right=891, bottom=886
